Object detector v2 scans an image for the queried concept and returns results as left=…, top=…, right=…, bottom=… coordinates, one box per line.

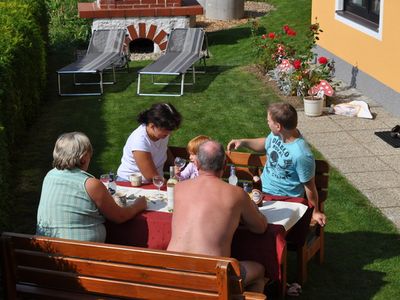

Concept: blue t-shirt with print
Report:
left=261, top=132, right=315, bottom=197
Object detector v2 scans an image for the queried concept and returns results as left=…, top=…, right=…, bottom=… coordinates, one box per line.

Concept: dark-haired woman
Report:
left=117, top=103, right=182, bottom=183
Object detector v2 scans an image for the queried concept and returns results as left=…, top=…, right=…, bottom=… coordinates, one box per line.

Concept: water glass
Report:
left=100, top=174, right=109, bottom=188
left=174, top=157, right=186, bottom=170
left=152, top=175, right=164, bottom=199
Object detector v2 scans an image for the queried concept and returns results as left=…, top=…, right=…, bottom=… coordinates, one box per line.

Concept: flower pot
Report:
left=303, top=96, right=324, bottom=117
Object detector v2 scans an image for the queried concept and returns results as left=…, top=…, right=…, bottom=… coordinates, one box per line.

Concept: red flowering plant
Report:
left=252, top=22, right=299, bottom=71
left=253, top=21, right=336, bottom=98
left=288, top=55, right=336, bottom=98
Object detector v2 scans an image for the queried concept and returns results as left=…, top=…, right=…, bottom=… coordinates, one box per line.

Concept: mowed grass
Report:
left=6, top=1, right=400, bottom=299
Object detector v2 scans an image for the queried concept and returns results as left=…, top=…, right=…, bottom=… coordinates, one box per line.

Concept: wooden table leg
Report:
left=279, top=245, right=287, bottom=298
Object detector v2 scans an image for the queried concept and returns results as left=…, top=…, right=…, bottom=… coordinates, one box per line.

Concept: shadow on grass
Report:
left=135, top=65, right=234, bottom=95
left=7, top=95, right=109, bottom=234
left=207, top=27, right=253, bottom=46
left=278, top=231, right=400, bottom=300
left=6, top=50, right=114, bottom=234
left=55, top=68, right=136, bottom=97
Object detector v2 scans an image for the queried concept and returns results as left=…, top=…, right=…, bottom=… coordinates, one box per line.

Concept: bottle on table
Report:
left=108, top=171, right=117, bottom=195
left=228, top=165, right=238, bottom=186
left=252, top=175, right=262, bottom=190
left=167, top=166, right=178, bottom=211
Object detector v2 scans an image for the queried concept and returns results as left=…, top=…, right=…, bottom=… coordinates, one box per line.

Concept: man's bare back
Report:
left=167, top=140, right=268, bottom=293
left=167, top=174, right=267, bottom=257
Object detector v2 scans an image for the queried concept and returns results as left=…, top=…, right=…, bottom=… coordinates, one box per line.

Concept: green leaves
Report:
left=46, top=0, right=92, bottom=50
left=0, top=0, right=48, bottom=232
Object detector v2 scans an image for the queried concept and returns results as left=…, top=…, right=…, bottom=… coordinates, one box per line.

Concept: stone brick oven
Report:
left=78, top=0, right=203, bottom=53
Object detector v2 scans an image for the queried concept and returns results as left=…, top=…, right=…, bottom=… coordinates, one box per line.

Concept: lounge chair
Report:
left=57, top=29, right=128, bottom=96
left=137, top=28, right=206, bottom=97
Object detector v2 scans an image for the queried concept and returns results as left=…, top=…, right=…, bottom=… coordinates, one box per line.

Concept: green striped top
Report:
left=36, top=168, right=106, bottom=242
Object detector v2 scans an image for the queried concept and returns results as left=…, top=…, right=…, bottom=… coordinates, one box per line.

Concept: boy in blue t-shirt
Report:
left=227, top=103, right=326, bottom=227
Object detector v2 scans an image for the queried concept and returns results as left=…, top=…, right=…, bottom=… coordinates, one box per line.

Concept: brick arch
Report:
left=126, top=24, right=168, bottom=51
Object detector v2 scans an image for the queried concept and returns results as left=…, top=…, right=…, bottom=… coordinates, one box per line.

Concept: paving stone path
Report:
left=297, top=84, right=400, bottom=231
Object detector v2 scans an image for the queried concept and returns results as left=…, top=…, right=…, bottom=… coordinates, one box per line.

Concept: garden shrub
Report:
left=0, top=0, right=47, bottom=232
left=16, top=0, right=49, bottom=47
left=47, top=0, right=92, bottom=51
left=0, top=125, right=10, bottom=230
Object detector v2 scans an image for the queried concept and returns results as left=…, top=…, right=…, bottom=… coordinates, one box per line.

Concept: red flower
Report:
left=268, top=32, right=276, bottom=39
left=261, top=34, right=267, bottom=39
left=318, top=56, right=328, bottom=65
left=293, top=59, right=302, bottom=69
left=283, top=25, right=290, bottom=33
left=286, top=29, right=297, bottom=36
left=276, top=44, right=285, bottom=55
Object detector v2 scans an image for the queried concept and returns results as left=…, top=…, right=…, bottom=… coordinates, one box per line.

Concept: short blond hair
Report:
left=187, top=135, right=211, bottom=155
left=52, top=132, right=93, bottom=170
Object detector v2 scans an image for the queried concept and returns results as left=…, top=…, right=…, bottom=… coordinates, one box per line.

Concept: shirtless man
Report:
left=167, top=140, right=268, bottom=293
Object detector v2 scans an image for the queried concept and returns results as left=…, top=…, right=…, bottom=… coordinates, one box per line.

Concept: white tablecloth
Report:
left=115, top=185, right=307, bottom=229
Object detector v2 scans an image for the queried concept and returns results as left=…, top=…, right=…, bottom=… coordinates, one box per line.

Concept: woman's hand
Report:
left=134, top=196, right=148, bottom=211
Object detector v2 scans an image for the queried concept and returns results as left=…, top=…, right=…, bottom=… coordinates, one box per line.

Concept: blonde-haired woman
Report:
left=36, top=132, right=147, bottom=242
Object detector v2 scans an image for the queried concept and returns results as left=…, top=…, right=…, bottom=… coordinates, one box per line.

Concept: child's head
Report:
left=267, top=102, right=298, bottom=130
left=187, top=135, right=211, bottom=159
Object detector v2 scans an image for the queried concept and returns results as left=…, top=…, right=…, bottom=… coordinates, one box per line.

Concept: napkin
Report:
left=259, top=201, right=308, bottom=231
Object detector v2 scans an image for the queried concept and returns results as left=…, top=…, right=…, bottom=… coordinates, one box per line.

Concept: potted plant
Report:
left=291, top=56, right=335, bottom=116
left=253, top=21, right=336, bottom=116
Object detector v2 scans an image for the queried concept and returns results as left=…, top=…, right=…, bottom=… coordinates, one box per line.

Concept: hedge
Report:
left=0, top=0, right=48, bottom=232
left=0, top=125, right=10, bottom=230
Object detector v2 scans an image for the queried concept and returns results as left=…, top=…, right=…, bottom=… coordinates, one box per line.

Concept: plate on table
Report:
left=125, top=193, right=168, bottom=212
left=116, top=186, right=168, bottom=211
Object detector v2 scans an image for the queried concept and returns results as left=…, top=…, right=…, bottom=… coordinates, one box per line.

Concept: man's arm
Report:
left=304, top=178, right=326, bottom=226
left=227, top=138, right=266, bottom=153
left=239, top=190, right=268, bottom=233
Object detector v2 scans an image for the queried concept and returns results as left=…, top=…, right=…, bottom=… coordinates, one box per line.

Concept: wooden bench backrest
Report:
left=1, top=232, right=247, bottom=300
left=167, top=147, right=265, bottom=181
left=167, top=147, right=329, bottom=211
left=313, top=159, right=329, bottom=211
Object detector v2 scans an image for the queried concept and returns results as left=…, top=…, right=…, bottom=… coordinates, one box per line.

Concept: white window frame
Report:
left=335, top=0, right=384, bottom=40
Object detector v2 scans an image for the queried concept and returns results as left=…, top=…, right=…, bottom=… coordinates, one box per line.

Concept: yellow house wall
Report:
left=312, top=0, right=400, bottom=92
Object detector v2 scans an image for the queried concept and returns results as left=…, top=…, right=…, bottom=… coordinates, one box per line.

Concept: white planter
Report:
left=303, top=96, right=324, bottom=117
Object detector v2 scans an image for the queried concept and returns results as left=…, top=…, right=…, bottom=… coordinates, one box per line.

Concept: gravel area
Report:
left=197, top=1, right=274, bottom=32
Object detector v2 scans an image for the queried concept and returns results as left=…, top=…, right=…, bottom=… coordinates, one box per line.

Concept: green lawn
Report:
left=5, top=0, right=400, bottom=299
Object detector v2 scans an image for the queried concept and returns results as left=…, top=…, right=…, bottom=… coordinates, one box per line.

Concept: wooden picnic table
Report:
left=105, top=182, right=312, bottom=296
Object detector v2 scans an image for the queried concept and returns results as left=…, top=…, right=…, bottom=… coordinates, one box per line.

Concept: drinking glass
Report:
left=152, top=175, right=164, bottom=200
left=174, top=157, right=186, bottom=170
left=100, top=174, right=109, bottom=188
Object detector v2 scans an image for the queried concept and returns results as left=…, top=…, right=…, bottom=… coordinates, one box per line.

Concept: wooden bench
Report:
left=167, top=146, right=330, bottom=288
left=1, top=232, right=266, bottom=300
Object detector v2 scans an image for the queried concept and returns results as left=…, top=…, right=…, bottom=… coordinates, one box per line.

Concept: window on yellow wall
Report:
left=343, top=0, right=380, bottom=27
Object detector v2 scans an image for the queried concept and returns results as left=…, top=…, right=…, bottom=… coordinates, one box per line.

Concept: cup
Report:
left=129, top=173, right=142, bottom=187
